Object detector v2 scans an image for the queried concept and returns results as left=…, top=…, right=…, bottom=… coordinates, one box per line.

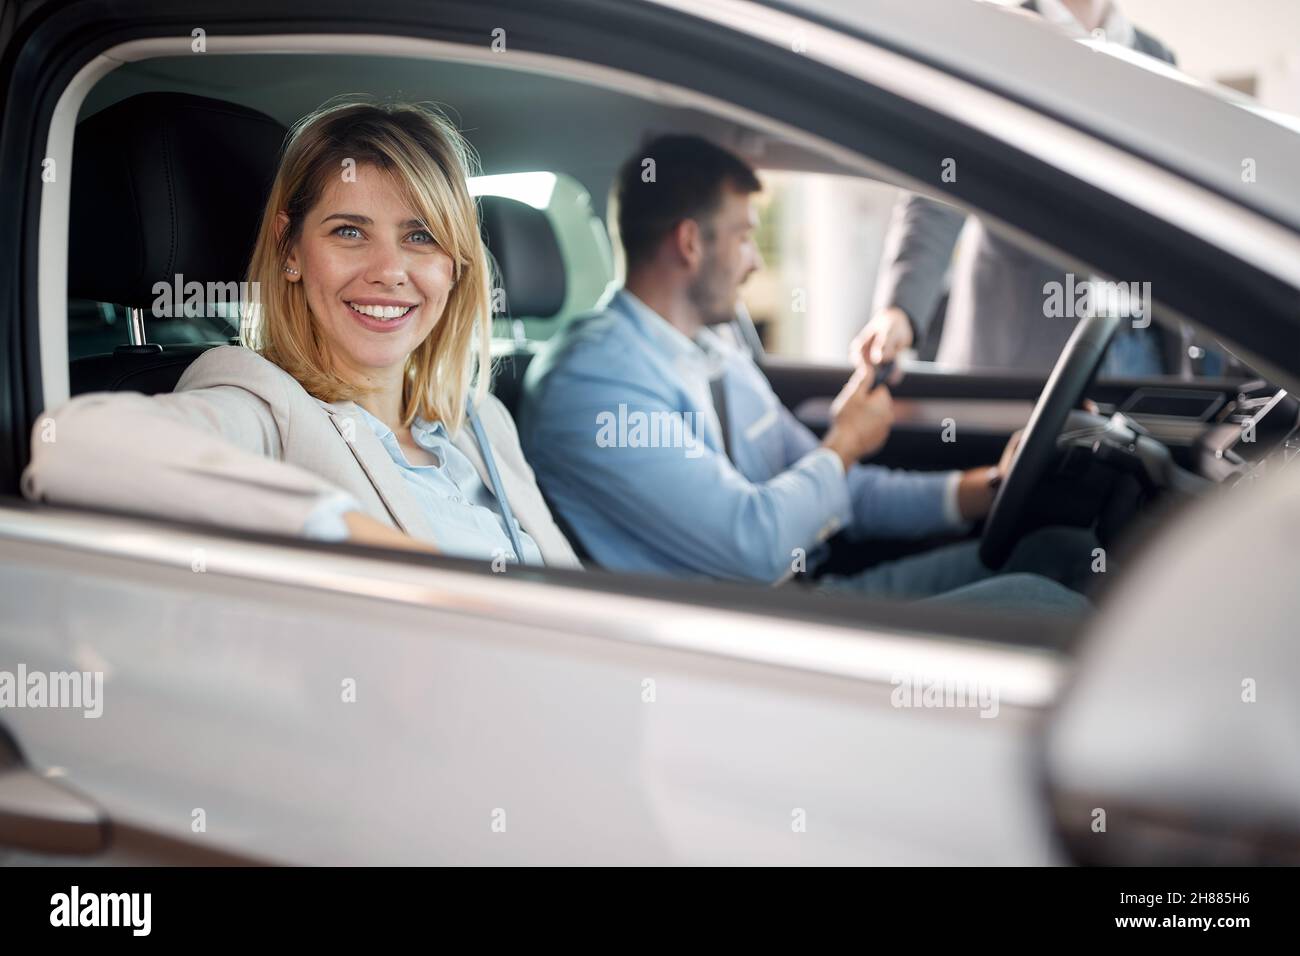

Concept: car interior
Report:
left=57, top=51, right=1300, bottom=614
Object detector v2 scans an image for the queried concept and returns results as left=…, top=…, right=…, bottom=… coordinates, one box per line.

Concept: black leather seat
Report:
left=478, top=194, right=567, bottom=419
left=68, top=93, right=287, bottom=395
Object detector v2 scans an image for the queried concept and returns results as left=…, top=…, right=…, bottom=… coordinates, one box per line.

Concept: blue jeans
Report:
left=817, top=527, right=1096, bottom=614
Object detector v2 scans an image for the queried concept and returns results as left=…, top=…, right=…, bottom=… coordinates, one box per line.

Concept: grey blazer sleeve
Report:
left=21, top=351, right=346, bottom=537
left=872, top=193, right=967, bottom=340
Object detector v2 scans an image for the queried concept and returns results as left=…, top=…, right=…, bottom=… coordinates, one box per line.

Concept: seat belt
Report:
left=706, top=363, right=812, bottom=584
left=467, top=400, right=527, bottom=564
left=708, top=374, right=733, bottom=462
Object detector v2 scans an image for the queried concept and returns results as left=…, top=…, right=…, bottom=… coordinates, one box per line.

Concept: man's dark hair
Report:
left=614, top=134, right=761, bottom=267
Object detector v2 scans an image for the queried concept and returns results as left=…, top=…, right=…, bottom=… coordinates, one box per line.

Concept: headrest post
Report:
left=127, top=307, right=147, bottom=346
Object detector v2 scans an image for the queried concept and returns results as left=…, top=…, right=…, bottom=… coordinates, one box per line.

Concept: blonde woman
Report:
left=23, top=101, right=580, bottom=568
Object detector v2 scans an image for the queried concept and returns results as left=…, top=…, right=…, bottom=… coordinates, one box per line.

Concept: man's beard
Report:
left=686, top=255, right=736, bottom=327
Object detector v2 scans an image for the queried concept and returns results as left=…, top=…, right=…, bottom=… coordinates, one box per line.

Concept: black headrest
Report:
left=69, top=93, right=286, bottom=309
left=479, top=195, right=565, bottom=319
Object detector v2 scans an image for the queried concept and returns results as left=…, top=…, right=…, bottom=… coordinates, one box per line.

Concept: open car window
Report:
left=33, top=19, right=1297, bottom=651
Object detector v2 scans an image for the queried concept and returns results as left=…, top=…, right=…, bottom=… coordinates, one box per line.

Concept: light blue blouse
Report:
left=302, top=405, right=543, bottom=566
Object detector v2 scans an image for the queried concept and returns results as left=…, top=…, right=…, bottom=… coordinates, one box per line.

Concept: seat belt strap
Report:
left=708, top=374, right=733, bottom=462
left=467, top=401, right=527, bottom=565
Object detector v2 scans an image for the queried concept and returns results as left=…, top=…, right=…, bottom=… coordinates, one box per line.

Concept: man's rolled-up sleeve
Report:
left=774, top=401, right=962, bottom=540
left=845, top=464, right=967, bottom=539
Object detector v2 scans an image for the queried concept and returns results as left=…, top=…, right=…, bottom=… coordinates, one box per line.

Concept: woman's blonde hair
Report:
left=244, top=98, right=490, bottom=432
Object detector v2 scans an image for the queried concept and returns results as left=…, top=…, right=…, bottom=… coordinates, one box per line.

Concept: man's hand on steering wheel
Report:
left=955, top=429, right=1024, bottom=521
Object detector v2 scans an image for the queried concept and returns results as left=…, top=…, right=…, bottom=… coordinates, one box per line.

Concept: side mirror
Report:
left=1043, top=466, right=1300, bottom=865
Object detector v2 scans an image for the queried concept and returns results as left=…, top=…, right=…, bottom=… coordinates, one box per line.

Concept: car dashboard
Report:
left=1033, top=380, right=1298, bottom=554
left=1085, top=380, right=1299, bottom=484
left=1193, top=384, right=1300, bottom=485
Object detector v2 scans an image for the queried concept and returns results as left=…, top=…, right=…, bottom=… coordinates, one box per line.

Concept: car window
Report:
left=39, top=36, right=1270, bottom=633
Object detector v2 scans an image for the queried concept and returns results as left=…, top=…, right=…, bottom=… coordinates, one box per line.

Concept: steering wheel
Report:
left=979, top=313, right=1123, bottom=569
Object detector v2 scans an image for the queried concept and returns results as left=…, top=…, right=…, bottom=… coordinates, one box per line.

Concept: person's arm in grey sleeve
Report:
left=871, top=192, right=968, bottom=344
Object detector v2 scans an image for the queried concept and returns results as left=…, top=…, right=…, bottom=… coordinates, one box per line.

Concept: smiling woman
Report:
left=21, top=98, right=582, bottom=569
left=247, top=100, right=488, bottom=432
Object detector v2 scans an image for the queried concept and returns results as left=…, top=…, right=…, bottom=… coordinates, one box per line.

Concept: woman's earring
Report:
left=283, top=266, right=300, bottom=276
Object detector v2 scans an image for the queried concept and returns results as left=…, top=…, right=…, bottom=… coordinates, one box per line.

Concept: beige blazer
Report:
left=22, top=345, right=581, bottom=568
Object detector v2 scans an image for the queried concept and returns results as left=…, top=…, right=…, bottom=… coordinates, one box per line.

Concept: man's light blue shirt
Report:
left=303, top=405, right=542, bottom=566
left=518, top=288, right=965, bottom=583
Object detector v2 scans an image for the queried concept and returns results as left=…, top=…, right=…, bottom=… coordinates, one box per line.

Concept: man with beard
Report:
left=518, top=135, right=1090, bottom=609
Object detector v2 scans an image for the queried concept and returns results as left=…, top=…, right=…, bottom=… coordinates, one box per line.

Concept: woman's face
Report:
left=282, top=163, right=456, bottom=387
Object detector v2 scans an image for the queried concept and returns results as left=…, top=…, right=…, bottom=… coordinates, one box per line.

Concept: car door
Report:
left=3, top=503, right=1075, bottom=865
left=1, top=0, right=1298, bottom=865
